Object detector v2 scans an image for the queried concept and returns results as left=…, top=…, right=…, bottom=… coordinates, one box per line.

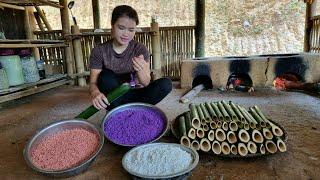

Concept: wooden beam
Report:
left=37, top=0, right=63, bottom=9
left=34, top=5, right=52, bottom=30
left=92, top=0, right=100, bottom=29
left=34, top=11, right=45, bottom=31
left=195, top=0, right=205, bottom=57
left=0, top=43, right=67, bottom=48
left=0, top=2, right=25, bottom=10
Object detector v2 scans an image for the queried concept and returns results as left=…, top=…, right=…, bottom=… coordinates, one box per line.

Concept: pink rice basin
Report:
left=30, top=128, right=99, bottom=171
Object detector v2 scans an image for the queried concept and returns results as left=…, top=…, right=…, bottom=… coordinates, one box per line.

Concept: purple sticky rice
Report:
left=104, top=107, right=165, bottom=145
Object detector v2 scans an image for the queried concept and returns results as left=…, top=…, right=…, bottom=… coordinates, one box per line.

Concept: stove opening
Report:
left=226, top=73, right=253, bottom=92
left=273, top=72, right=302, bottom=90
left=192, top=75, right=213, bottom=89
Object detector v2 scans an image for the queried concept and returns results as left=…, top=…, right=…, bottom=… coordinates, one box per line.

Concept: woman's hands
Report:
left=91, top=89, right=110, bottom=110
left=132, top=55, right=151, bottom=86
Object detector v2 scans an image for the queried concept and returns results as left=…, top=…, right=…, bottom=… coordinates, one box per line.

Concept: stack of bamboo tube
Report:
left=175, top=100, right=287, bottom=156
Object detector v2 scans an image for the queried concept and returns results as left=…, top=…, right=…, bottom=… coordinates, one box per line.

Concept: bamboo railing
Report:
left=310, top=15, right=320, bottom=53
left=34, top=26, right=195, bottom=79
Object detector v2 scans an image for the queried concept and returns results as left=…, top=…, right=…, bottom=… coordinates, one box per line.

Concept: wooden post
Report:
left=150, top=18, right=162, bottom=80
left=34, top=5, right=52, bottom=31
left=195, top=0, right=205, bottom=57
left=24, top=7, right=41, bottom=61
left=34, top=12, right=45, bottom=31
left=60, top=0, right=75, bottom=84
left=304, top=0, right=317, bottom=52
left=92, top=0, right=100, bottom=29
left=71, top=25, right=87, bottom=86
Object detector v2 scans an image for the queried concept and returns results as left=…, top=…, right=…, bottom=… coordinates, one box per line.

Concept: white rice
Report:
left=124, top=144, right=193, bottom=176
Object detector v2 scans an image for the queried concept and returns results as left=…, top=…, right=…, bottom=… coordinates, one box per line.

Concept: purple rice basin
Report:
left=102, top=103, right=168, bottom=146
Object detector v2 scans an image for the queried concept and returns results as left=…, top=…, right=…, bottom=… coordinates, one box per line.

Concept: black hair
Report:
left=111, top=5, right=139, bottom=25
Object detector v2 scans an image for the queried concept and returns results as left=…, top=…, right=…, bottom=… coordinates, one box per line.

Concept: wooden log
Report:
left=195, top=0, right=205, bottom=57
left=179, top=84, right=204, bottom=103
left=35, top=5, right=52, bottom=31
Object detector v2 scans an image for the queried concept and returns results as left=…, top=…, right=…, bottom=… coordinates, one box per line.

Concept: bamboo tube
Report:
left=215, top=128, right=226, bottom=142
left=196, top=128, right=205, bottom=138
left=249, top=107, right=267, bottom=128
left=247, top=141, right=257, bottom=154
left=229, top=121, right=239, bottom=131
left=209, top=121, right=217, bottom=129
left=189, top=104, right=201, bottom=129
left=211, top=102, right=224, bottom=121
left=265, top=140, right=278, bottom=154
left=191, top=139, right=200, bottom=151
left=200, top=103, right=212, bottom=123
left=196, top=104, right=205, bottom=123
left=238, top=129, right=250, bottom=143
left=222, top=122, right=229, bottom=131
left=202, top=124, right=209, bottom=131
left=178, top=116, right=187, bottom=137
left=227, top=131, right=237, bottom=144
left=205, top=102, right=217, bottom=120
left=238, top=105, right=259, bottom=125
left=180, top=136, right=191, bottom=147
left=185, top=111, right=192, bottom=132
left=259, top=144, right=266, bottom=154
left=253, top=105, right=271, bottom=128
left=262, top=128, right=274, bottom=140
left=221, top=142, right=231, bottom=155
left=200, top=138, right=211, bottom=152
left=236, top=121, right=244, bottom=129
left=204, top=129, right=211, bottom=140
left=212, top=141, right=222, bottom=154
left=243, top=123, right=250, bottom=131
left=230, top=101, right=245, bottom=122
left=276, top=138, right=287, bottom=152
left=216, top=121, right=222, bottom=128
left=252, top=129, right=264, bottom=143
left=217, top=101, right=231, bottom=121
left=188, top=128, right=196, bottom=140
left=231, top=144, right=237, bottom=155
left=221, top=100, right=238, bottom=121
left=238, top=143, right=248, bottom=156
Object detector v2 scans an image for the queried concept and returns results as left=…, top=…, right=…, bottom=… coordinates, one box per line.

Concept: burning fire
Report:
left=273, top=77, right=286, bottom=90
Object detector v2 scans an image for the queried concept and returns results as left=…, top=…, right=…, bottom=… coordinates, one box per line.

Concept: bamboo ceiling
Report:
left=0, top=0, right=60, bottom=7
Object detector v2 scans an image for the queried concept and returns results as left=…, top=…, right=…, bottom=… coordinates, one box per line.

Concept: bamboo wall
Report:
left=34, top=26, right=195, bottom=79
left=310, top=15, right=320, bottom=52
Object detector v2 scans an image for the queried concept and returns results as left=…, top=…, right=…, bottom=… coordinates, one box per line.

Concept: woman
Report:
left=89, top=5, right=172, bottom=110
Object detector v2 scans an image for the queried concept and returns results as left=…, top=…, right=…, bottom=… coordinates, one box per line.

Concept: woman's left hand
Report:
left=132, top=55, right=151, bottom=86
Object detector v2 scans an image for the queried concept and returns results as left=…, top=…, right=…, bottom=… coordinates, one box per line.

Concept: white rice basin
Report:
left=122, top=143, right=199, bottom=178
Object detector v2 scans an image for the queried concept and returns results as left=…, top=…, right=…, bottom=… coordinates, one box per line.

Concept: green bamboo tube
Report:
left=227, top=131, right=237, bottom=144
left=191, top=139, right=200, bottom=151
left=196, top=128, right=205, bottom=138
left=215, top=128, right=226, bottom=142
left=230, top=101, right=245, bottom=122
left=221, top=142, right=231, bottom=155
left=229, top=121, right=239, bottom=131
left=262, top=128, right=273, bottom=140
left=216, top=121, right=222, bottom=128
left=222, top=122, right=229, bottom=131
left=178, top=116, right=187, bottom=137
left=231, top=144, right=238, bottom=155
left=188, top=128, right=196, bottom=140
left=253, top=105, right=271, bottom=128
left=252, top=129, right=264, bottom=143
left=189, top=104, right=201, bottom=129
left=200, top=138, right=211, bottom=152
left=276, top=137, right=287, bottom=152
left=243, top=123, right=250, bottom=131
left=202, top=124, right=209, bottom=131
left=236, top=105, right=250, bottom=124
left=180, top=135, right=191, bottom=147
left=212, top=141, right=222, bottom=154
left=185, top=111, right=192, bottom=132
left=253, top=106, right=283, bottom=137
left=208, top=130, right=215, bottom=141
left=196, top=104, right=205, bottom=123
left=209, top=121, right=217, bottom=129
left=259, top=144, right=266, bottom=154
left=238, top=143, right=248, bottom=156
left=238, top=129, right=250, bottom=143
left=247, top=141, right=257, bottom=154
left=205, top=102, right=217, bottom=120
left=249, top=107, right=266, bottom=128
left=222, top=100, right=238, bottom=121
left=217, top=101, right=231, bottom=121
left=265, top=140, right=278, bottom=154
left=236, top=121, right=244, bottom=129
left=238, top=105, right=258, bottom=125
left=211, top=102, right=224, bottom=121
left=200, top=103, right=212, bottom=123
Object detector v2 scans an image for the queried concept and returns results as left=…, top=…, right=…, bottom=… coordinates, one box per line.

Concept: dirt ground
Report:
left=0, top=85, right=319, bottom=180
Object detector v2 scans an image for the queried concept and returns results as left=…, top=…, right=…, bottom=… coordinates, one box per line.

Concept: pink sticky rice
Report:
left=30, top=128, right=99, bottom=171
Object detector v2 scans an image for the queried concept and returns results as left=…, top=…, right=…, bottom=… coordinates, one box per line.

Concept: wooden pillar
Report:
left=195, top=0, right=205, bottom=57
left=34, top=12, right=45, bottom=31
left=304, top=0, right=317, bottom=52
left=71, top=25, right=87, bottom=86
left=24, top=6, right=41, bottom=61
left=150, top=19, right=162, bottom=80
left=92, top=0, right=100, bottom=29
left=34, top=5, right=52, bottom=31
left=60, top=0, right=75, bottom=84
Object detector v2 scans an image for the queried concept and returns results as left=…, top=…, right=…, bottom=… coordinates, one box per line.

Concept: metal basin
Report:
left=23, top=119, right=104, bottom=177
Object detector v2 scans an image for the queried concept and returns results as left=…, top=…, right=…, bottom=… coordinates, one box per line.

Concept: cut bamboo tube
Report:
left=230, top=101, right=245, bottom=122
left=221, top=142, right=231, bottom=155
left=265, top=140, right=278, bottom=154
left=189, top=104, right=201, bottom=129
left=259, top=144, right=266, bottom=154
left=262, top=128, right=274, bottom=140
left=252, top=129, right=264, bottom=143
left=231, top=144, right=237, bottom=155
left=196, top=104, right=205, bottom=123
left=236, top=121, right=244, bottom=129
left=253, top=106, right=283, bottom=137
left=247, top=141, right=257, bottom=154
left=215, top=128, right=226, bottom=142
left=180, top=84, right=204, bottom=103
left=188, top=128, right=196, bottom=140
left=196, top=128, right=205, bottom=138
left=243, top=123, right=250, bottom=131
left=209, top=121, right=217, bottom=129
left=238, top=143, right=248, bottom=156
left=253, top=105, right=271, bottom=128
left=249, top=107, right=267, bottom=128
left=200, top=103, right=212, bottom=123
left=221, top=100, right=238, bottom=121
left=185, top=111, right=192, bottom=133
left=217, top=101, right=231, bottom=121
left=238, top=129, right=250, bottom=143
left=276, top=138, right=287, bottom=152
left=227, top=131, right=237, bottom=144
left=208, top=130, right=215, bottom=141
left=191, top=139, right=200, bottom=151
left=211, top=102, right=224, bottom=121
left=229, top=121, right=239, bottom=131
left=202, top=124, right=209, bottom=131
left=212, top=141, right=222, bottom=154
left=216, top=121, right=222, bottom=128
left=238, top=105, right=258, bottom=125
left=222, top=122, right=229, bottom=131
left=180, top=135, right=191, bottom=147
left=200, top=138, right=211, bottom=152
left=205, top=102, right=217, bottom=120
left=178, top=115, right=187, bottom=137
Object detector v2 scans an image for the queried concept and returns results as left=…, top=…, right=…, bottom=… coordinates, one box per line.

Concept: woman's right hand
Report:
left=91, top=90, right=110, bottom=110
